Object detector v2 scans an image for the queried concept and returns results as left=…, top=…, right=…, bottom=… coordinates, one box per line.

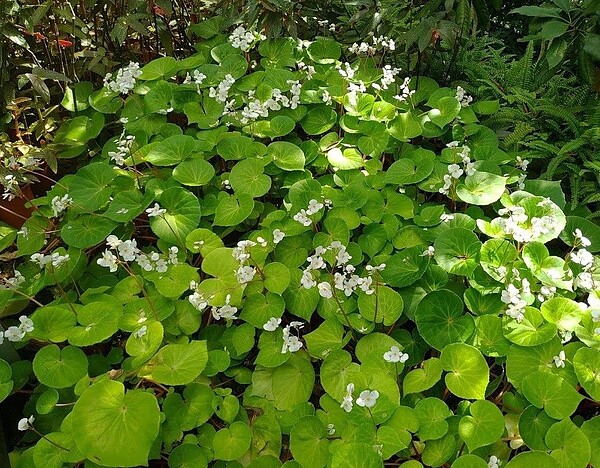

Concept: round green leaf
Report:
left=150, top=186, right=201, bottom=244
left=440, top=343, right=489, bottom=400
left=414, top=397, right=452, bottom=441
left=61, top=215, right=117, bottom=248
left=381, top=246, right=429, bottom=288
left=168, top=443, right=208, bottom=468
left=229, top=159, right=271, bottom=197
left=573, top=347, right=600, bottom=401
left=0, top=358, right=13, bottom=403
left=267, top=141, right=305, bottom=171
left=415, top=290, right=475, bottom=350
left=263, top=262, right=290, bottom=294
left=505, top=452, right=556, bottom=467
left=289, top=416, right=330, bottom=468
left=68, top=300, right=122, bottom=346
left=186, top=228, right=224, bottom=255
left=144, top=340, right=208, bottom=385
left=358, top=285, right=404, bottom=325
left=456, top=172, right=507, bottom=206
left=173, top=158, right=215, bottom=186
left=213, top=421, right=252, bottom=461
left=503, top=307, right=557, bottom=347
left=545, top=418, right=591, bottom=468
left=521, top=371, right=583, bottom=419
left=71, top=380, right=160, bottom=467
left=69, top=162, right=115, bottom=212
left=433, top=228, right=481, bottom=277
left=458, top=400, right=504, bottom=451
left=30, top=305, right=76, bottom=343
left=36, top=387, right=59, bottom=414
left=301, top=107, right=337, bottom=135
left=272, top=353, right=315, bottom=411
left=385, top=149, right=435, bottom=185
left=213, top=194, right=255, bottom=226
left=33, top=345, right=88, bottom=389
left=403, top=357, right=443, bottom=396
left=519, top=406, right=555, bottom=450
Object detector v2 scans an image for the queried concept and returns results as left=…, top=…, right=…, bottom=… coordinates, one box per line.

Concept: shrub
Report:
left=2, top=19, right=600, bottom=467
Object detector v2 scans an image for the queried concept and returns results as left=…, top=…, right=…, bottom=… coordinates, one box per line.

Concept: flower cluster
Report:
left=293, top=198, right=325, bottom=226
left=1, top=153, right=42, bottom=201
left=1, top=315, right=34, bottom=343
left=494, top=204, right=555, bottom=244
left=281, top=321, right=304, bottom=353
left=211, top=294, right=238, bottom=321
left=301, top=242, right=382, bottom=298
left=108, top=130, right=135, bottom=166
left=348, top=35, right=395, bottom=55
left=239, top=82, right=301, bottom=124
left=209, top=74, right=235, bottom=103
left=455, top=86, right=473, bottom=107
left=501, top=275, right=531, bottom=322
left=31, top=251, right=70, bottom=268
left=0, top=270, right=25, bottom=290
left=228, top=26, right=264, bottom=52
left=51, top=194, right=73, bottom=218
left=103, top=62, right=142, bottom=94
left=97, top=236, right=178, bottom=273
left=394, top=77, right=415, bottom=102
left=232, top=239, right=259, bottom=285
left=183, top=69, right=207, bottom=95
left=372, top=65, right=401, bottom=91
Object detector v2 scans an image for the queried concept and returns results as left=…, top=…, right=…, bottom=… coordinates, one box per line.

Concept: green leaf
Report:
left=0, top=359, right=13, bottom=403
left=385, top=148, right=435, bottom=185
left=307, top=37, right=341, bottom=63
left=143, top=341, right=208, bottom=385
left=61, top=82, right=93, bottom=112
left=434, top=228, right=481, bottom=277
left=326, top=147, right=363, bottom=170
left=573, top=347, right=600, bottom=401
left=68, top=300, right=122, bottom=346
left=540, top=298, right=581, bottom=332
left=104, top=189, right=153, bottom=223
left=416, top=290, right=475, bottom=350
left=61, top=215, right=117, bottom=248
left=388, top=112, right=422, bottom=141
left=414, top=397, right=452, bottom=440
left=428, top=97, right=461, bottom=128
left=560, top=216, right=600, bottom=253
left=458, top=400, right=504, bottom=451
left=301, top=107, right=337, bottom=135
left=505, top=452, right=556, bottom=467
left=139, top=57, right=179, bottom=80
left=229, top=159, right=271, bottom=197
left=213, top=421, right=252, bottom=460
left=381, top=246, right=429, bottom=287
left=263, top=262, right=290, bottom=294
left=289, top=416, right=330, bottom=468
left=441, top=343, right=489, bottom=400
left=71, top=380, right=160, bottom=467
left=519, top=406, right=555, bottom=450
left=267, top=141, right=305, bottom=171
left=213, top=193, right=255, bottom=226
left=503, top=307, right=557, bottom=347
left=33, top=345, right=88, bottom=389
left=521, top=371, right=583, bottom=419
left=173, top=159, right=215, bottom=186
left=510, top=6, right=563, bottom=18
left=168, top=444, right=208, bottom=468
left=272, top=352, right=315, bottom=410
left=545, top=418, right=591, bottom=467
left=150, top=186, right=201, bottom=244
left=30, top=305, right=76, bottom=343
left=69, top=162, right=116, bottom=212
left=456, top=172, right=507, bottom=205
left=582, top=416, right=600, bottom=468
left=358, top=286, right=404, bottom=325
left=403, top=358, right=443, bottom=395
left=145, top=135, right=204, bottom=166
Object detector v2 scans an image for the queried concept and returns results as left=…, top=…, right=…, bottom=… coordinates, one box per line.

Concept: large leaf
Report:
left=143, top=341, right=208, bottom=385
left=150, top=187, right=201, bottom=244
left=441, top=343, right=489, bottom=400
left=71, top=380, right=160, bottom=467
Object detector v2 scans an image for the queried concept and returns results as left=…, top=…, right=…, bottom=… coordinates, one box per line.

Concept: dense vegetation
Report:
left=1, top=1, right=600, bottom=467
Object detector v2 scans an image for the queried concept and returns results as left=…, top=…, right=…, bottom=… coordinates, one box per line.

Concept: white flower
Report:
left=575, top=272, right=594, bottom=290
left=421, top=246, right=435, bottom=257
left=168, top=246, right=179, bottom=265
left=117, top=239, right=138, bottom=262
left=211, top=294, right=238, bottom=321
left=488, top=455, right=501, bottom=468
left=189, top=292, right=208, bottom=311
left=327, top=423, right=336, bottom=435
left=516, top=157, right=529, bottom=171
left=4, top=326, right=25, bottom=342
left=340, top=383, right=355, bottom=412
left=301, top=270, right=317, bottom=289
left=133, top=325, right=147, bottom=338
left=106, top=235, right=122, bottom=249
left=50, top=194, right=73, bottom=218
left=272, top=229, right=285, bottom=244
left=306, top=199, right=324, bottom=215
left=318, top=282, right=333, bottom=298
left=455, top=86, right=473, bottom=107
left=1, top=270, right=25, bottom=290
left=356, top=389, right=379, bottom=408
left=50, top=252, right=69, bottom=268
left=448, top=164, right=464, bottom=179
left=440, top=213, right=454, bottom=223
left=146, top=203, right=166, bottom=217
left=285, top=335, right=303, bottom=352
left=574, top=229, right=591, bottom=247
left=263, top=317, right=281, bottom=331
left=104, top=62, right=142, bottom=94
left=383, top=346, right=409, bottom=363
left=322, top=90, right=332, bottom=105
left=17, top=416, right=34, bottom=431
left=293, top=209, right=312, bottom=227
left=155, top=259, right=168, bottom=273
left=235, top=265, right=256, bottom=284
left=571, top=249, right=594, bottom=269
left=18, top=316, right=34, bottom=333
left=97, top=250, right=119, bottom=272
left=553, top=350, right=566, bottom=368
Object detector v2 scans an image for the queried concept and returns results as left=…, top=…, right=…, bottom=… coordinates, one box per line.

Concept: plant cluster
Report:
left=3, top=17, right=600, bottom=468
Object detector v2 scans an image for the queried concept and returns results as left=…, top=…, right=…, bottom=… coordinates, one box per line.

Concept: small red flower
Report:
left=57, top=39, right=73, bottom=48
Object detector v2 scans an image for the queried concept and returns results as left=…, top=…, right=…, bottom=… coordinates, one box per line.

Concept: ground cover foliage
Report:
left=1, top=4, right=600, bottom=468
